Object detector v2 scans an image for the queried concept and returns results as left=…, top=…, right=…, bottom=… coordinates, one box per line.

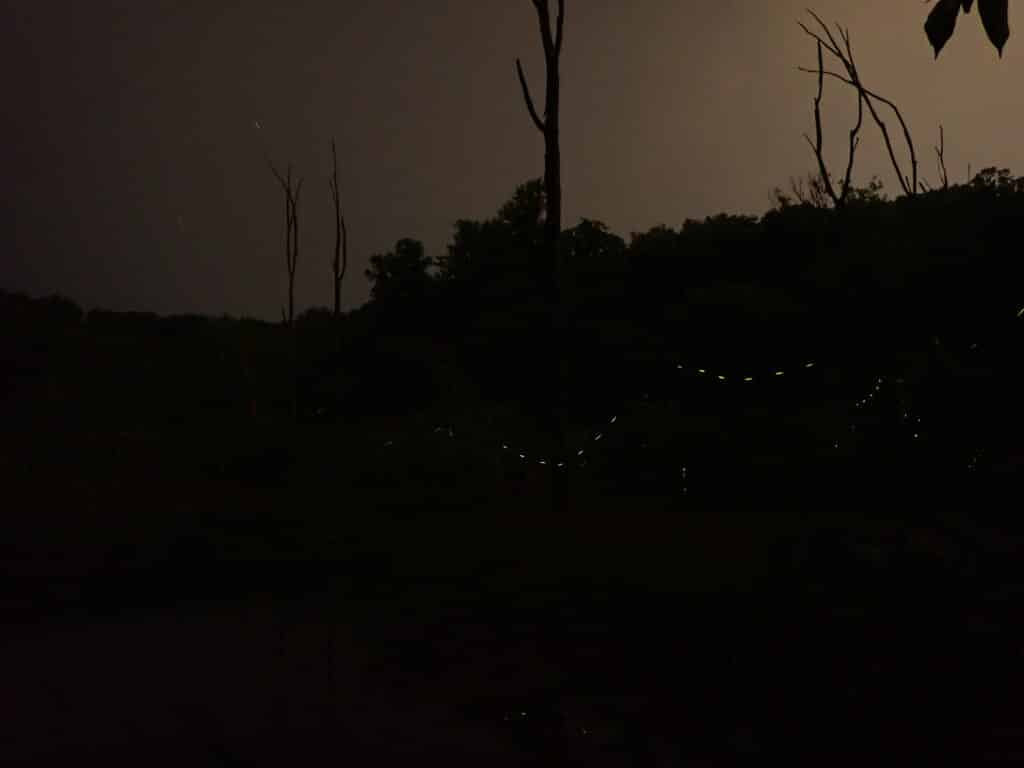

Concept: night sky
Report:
left=4, top=0, right=1020, bottom=319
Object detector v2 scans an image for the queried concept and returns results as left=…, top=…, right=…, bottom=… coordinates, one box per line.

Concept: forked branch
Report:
left=798, top=10, right=919, bottom=197
left=801, top=38, right=863, bottom=208
left=269, top=159, right=302, bottom=327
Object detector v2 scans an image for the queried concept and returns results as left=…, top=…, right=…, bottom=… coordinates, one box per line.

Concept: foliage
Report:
left=773, top=175, right=886, bottom=210
left=925, top=0, right=1011, bottom=58
left=364, top=238, right=435, bottom=304
left=3, top=167, right=1021, bottom=489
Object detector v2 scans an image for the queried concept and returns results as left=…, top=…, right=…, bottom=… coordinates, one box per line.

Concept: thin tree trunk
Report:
left=330, top=138, right=348, bottom=320
left=518, top=0, right=568, bottom=516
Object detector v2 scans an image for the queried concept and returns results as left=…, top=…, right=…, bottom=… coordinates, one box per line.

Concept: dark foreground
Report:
left=4, top=426, right=1023, bottom=766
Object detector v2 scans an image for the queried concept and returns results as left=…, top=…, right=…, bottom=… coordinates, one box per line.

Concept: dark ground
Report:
left=3, top=423, right=1023, bottom=766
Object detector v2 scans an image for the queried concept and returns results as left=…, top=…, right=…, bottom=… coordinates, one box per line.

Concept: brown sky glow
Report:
left=4, top=0, right=1020, bottom=318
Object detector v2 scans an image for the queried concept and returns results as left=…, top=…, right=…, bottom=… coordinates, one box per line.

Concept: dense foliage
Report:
left=4, top=169, right=1021, bottom=489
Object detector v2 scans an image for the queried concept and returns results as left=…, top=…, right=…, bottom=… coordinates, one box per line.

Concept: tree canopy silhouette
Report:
left=364, top=238, right=434, bottom=305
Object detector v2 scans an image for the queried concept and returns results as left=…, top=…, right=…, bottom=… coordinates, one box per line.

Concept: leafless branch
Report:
left=516, top=59, right=546, bottom=133
left=329, top=138, right=348, bottom=318
left=802, top=41, right=840, bottom=206
left=270, top=160, right=301, bottom=328
left=798, top=11, right=919, bottom=197
left=935, top=124, right=949, bottom=190
left=841, top=92, right=864, bottom=202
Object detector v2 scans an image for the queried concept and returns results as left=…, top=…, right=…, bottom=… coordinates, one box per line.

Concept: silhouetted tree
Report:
left=492, top=177, right=546, bottom=293
left=497, top=177, right=546, bottom=252
left=773, top=173, right=834, bottom=210
left=845, top=176, right=887, bottom=206
left=799, top=12, right=919, bottom=197
left=436, top=218, right=490, bottom=286
left=517, top=0, right=569, bottom=512
left=801, top=34, right=863, bottom=209
left=437, top=179, right=546, bottom=305
left=934, top=125, right=950, bottom=192
left=926, top=0, right=1010, bottom=58
left=365, top=238, right=433, bottom=304
left=564, top=219, right=625, bottom=276
left=516, top=0, right=565, bottom=288
left=329, top=139, right=348, bottom=320
left=561, top=218, right=627, bottom=322
left=270, top=162, right=304, bottom=327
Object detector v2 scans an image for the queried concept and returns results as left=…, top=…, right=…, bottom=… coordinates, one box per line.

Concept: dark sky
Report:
left=4, top=1, right=1020, bottom=319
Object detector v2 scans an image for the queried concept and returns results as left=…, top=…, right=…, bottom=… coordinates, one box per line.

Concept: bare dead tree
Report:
left=270, top=161, right=303, bottom=328
left=329, top=139, right=348, bottom=319
left=799, top=11, right=919, bottom=198
left=516, top=0, right=565, bottom=282
left=802, top=38, right=864, bottom=208
left=517, top=0, right=569, bottom=513
left=935, top=124, right=949, bottom=191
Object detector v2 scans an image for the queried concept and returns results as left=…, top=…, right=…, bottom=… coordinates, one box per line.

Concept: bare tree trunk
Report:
left=330, top=138, right=348, bottom=320
left=935, top=124, right=949, bottom=191
left=289, top=183, right=300, bottom=327
left=270, top=162, right=303, bottom=328
left=517, top=0, right=568, bottom=516
left=517, top=0, right=565, bottom=283
left=271, top=161, right=302, bottom=421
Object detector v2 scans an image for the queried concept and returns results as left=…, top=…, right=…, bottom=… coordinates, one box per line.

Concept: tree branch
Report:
left=329, top=137, right=348, bottom=317
left=330, top=138, right=340, bottom=278
left=340, top=215, right=347, bottom=285
left=797, top=14, right=919, bottom=199
left=516, top=58, right=546, bottom=133
left=555, top=0, right=565, bottom=54
left=935, top=124, right=949, bottom=190
left=806, top=40, right=840, bottom=206
left=840, top=92, right=864, bottom=203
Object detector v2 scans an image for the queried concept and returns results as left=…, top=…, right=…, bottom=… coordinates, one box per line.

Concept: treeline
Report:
left=3, top=167, right=1021, bottom=462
